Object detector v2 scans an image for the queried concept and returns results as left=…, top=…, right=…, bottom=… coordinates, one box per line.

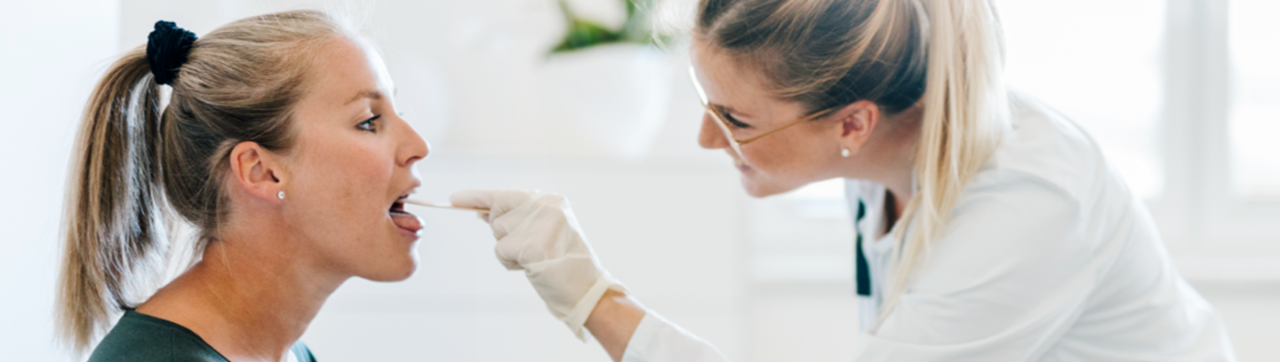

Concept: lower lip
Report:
left=396, top=226, right=420, bottom=240
left=735, top=160, right=752, bottom=173
left=389, top=212, right=422, bottom=240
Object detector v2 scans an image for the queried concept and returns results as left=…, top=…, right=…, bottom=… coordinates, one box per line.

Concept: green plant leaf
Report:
left=552, top=19, right=622, bottom=53
left=549, top=0, right=670, bottom=54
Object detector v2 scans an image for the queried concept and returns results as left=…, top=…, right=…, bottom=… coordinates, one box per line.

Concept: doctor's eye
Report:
left=721, top=112, right=750, bottom=129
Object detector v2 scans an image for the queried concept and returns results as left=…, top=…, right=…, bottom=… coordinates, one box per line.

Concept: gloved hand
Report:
left=450, top=189, right=627, bottom=341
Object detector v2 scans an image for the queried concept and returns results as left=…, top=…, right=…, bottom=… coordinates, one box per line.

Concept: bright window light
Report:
left=1229, top=0, right=1280, bottom=200
left=998, top=0, right=1166, bottom=200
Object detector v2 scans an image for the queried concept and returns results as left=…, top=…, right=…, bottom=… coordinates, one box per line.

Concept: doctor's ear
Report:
left=228, top=141, right=286, bottom=203
left=835, top=100, right=883, bottom=154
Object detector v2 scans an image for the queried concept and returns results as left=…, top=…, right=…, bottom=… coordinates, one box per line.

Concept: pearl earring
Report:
left=841, top=148, right=851, bottom=158
left=277, top=191, right=285, bottom=200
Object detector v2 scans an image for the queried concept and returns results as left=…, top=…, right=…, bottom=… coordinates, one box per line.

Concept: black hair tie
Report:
left=146, top=20, right=198, bottom=85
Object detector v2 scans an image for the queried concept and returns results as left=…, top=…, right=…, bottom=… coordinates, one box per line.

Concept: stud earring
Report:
left=841, top=148, right=851, bottom=158
left=277, top=191, right=285, bottom=200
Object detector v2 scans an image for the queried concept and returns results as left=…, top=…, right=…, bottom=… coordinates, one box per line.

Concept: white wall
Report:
left=0, top=0, right=118, bottom=360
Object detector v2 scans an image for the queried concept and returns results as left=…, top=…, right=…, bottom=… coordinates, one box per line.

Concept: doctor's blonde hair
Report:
left=695, top=0, right=1009, bottom=328
left=57, top=10, right=360, bottom=354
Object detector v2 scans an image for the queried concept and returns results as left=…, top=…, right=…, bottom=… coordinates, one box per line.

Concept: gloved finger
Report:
left=491, top=193, right=576, bottom=266
left=495, top=247, right=523, bottom=271
left=450, top=189, right=537, bottom=221
left=449, top=189, right=499, bottom=209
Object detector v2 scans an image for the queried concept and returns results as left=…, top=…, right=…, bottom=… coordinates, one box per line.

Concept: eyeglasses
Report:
left=688, top=66, right=836, bottom=159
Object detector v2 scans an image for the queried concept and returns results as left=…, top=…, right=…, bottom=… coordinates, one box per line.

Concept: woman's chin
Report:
left=740, top=175, right=809, bottom=198
left=363, top=250, right=419, bottom=282
left=741, top=177, right=782, bottom=198
left=364, top=266, right=416, bottom=282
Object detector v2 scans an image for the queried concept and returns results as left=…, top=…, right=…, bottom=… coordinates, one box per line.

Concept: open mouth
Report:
left=389, top=194, right=423, bottom=235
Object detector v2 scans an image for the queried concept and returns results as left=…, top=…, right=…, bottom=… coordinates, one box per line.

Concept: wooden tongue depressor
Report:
left=402, top=198, right=490, bottom=212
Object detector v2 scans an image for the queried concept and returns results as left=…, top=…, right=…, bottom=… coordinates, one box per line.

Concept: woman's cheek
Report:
left=350, top=147, right=395, bottom=205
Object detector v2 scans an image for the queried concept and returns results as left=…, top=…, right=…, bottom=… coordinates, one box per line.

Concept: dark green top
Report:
left=88, top=310, right=316, bottom=362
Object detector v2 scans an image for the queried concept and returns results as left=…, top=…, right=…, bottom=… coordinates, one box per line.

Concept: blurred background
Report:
left=2, top=0, right=1278, bottom=360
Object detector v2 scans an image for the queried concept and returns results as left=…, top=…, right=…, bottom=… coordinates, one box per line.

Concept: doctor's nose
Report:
left=697, top=113, right=730, bottom=150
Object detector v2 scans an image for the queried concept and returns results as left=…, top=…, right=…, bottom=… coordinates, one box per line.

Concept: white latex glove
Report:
left=451, top=189, right=626, bottom=340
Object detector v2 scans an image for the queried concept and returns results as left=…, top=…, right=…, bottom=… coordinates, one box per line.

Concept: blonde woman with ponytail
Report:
left=59, top=10, right=430, bottom=362
left=453, top=0, right=1236, bottom=360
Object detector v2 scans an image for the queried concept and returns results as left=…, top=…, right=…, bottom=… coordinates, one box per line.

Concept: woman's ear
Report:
left=837, top=100, right=882, bottom=156
left=228, top=141, right=285, bottom=204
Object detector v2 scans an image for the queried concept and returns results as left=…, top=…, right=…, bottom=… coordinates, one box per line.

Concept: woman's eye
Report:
left=722, top=112, right=750, bottom=129
left=357, top=115, right=381, bottom=132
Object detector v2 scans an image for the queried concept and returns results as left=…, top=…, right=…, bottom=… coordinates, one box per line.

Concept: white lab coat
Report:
left=618, top=94, right=1237, bottom=362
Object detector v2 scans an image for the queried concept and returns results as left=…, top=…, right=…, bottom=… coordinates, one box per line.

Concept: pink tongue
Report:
left=389, top=212, right=422, bottom=232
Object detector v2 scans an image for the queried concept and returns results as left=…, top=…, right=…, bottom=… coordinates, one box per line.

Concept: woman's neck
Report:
left=858, top=108, right=919, bottom=222
left=138, top=228, right=343, bottom=362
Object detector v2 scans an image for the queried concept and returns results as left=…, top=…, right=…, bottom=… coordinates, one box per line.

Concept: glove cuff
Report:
left=565, top=275, right=628, bottom=341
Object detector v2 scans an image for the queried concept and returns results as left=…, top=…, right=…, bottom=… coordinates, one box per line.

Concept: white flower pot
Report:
left=539, top=43, right=672, bottom=160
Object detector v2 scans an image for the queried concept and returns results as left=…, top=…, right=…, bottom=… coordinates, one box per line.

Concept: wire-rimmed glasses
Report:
left=688, top=66, right=837, bottom=159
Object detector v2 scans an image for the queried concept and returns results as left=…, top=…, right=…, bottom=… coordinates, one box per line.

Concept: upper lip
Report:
left=390, top=180, right=421, bottom=212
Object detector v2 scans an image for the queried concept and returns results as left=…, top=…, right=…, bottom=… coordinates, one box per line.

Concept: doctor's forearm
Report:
left=585, top=289, right=647, bottom=362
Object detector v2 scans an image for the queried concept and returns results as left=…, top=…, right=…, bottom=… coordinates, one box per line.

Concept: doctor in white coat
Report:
left=450, top=0, right=1237, bottom=360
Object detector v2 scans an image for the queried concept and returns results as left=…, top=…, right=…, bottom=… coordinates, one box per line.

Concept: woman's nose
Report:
left=396, top=116, right=430, bottom=167
left=697, top=113, right=729, bottom=150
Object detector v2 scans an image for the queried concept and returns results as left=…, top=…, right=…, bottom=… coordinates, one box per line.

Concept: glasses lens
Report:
left=708, top=110, right=744, bottom=158
left=691, top=66, right=743, bottom=158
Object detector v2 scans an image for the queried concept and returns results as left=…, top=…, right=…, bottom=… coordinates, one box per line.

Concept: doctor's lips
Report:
left=389, top=194, right=423, bottom=234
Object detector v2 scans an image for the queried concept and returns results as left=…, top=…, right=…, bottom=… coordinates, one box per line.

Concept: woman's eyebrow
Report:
left=345, top=89, right=383, bottom=105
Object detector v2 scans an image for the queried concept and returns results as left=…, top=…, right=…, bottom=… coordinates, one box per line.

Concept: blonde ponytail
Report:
left=880, top=0, right=1010, bottom=326
left=58, top=48, right=170, bottom=353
